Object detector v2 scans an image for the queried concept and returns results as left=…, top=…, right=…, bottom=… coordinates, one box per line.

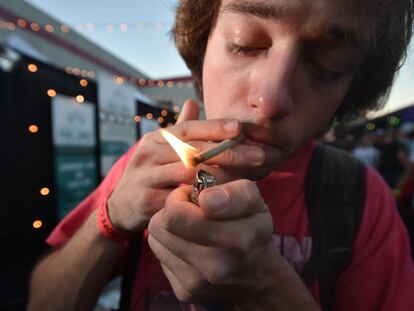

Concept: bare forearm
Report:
left=28, top=209, right=124, bottom=311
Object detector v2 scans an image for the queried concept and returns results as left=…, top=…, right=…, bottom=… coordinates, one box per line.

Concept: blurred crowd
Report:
left=322, top=123, right=414, bottom=253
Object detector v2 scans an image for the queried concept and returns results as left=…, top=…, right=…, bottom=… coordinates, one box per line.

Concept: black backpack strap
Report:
left=303, top=144, right=366, bottom=311
left=118, top=233, right=142, bottom=311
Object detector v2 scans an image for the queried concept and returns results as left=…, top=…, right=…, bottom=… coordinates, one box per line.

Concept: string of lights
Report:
left=26, top=61, right=180, bottom=143
left=30, top=62, right=194, bottom=90
left=26, top=61, right=189, bottom=110
left=0, top=18, right=171, bottom=33
left=0, top=17, right=196, bottom=92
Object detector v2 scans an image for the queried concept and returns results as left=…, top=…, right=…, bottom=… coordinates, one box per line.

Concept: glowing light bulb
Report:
left=115, top=76, right=124, bottom=84
left=17, top=19, right=27, bottom=28
left=40, top=188, right=50, bottom=196
left=61, top=24, right=70, bottom=32
left=28, top=64, right=38, bottom=73
left=76, top=95, right=85, bottom=103
left=7, top=22, right=16, bottom=30
left=29, top=125, right=39, bottom=133
left=80, top=79, right=88, bottom=87
left=120, top=23, right=128, bottom=32
left=45, top=24, right=54, bottom=32
left=31, top=23, right=40, bottom=32
left=47, top=89, right=56, bottom=97
left=33, top=220, right=42, bottom=229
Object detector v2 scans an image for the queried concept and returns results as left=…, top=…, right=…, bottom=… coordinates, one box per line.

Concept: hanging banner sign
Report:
left=51, top=94, right=98, bottom=219
left=98, top=72, right=137, bottom=176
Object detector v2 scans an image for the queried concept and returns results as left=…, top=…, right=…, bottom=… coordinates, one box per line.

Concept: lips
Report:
left=243, top=136, right=277, bottom=148
left=239, top=121, right=280, bottom=148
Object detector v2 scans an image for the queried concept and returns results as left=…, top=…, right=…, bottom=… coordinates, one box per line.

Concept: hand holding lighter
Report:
left=190, top=170, right=226, bottom=311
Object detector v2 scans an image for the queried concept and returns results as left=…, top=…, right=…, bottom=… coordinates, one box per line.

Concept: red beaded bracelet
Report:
left=96, top=198, right=131, bottom=242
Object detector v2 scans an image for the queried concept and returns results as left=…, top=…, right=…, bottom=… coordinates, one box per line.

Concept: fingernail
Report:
left=247, top=147, right=265, bottom=165
left=204, top=188, right=229, bottom=214
left=223, top=120, right=238, bottom=133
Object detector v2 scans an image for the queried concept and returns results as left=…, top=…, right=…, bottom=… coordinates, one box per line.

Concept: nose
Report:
left=247, top=46, right=297, bottom=119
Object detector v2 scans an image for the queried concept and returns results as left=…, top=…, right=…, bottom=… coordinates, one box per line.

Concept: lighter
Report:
left=190, top=170, right=225, bottom=311
left=190, top=170, right=216, bottom=206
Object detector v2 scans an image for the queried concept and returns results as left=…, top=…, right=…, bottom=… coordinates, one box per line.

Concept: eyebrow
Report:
left=222, top=1, right=295, bottom=20
left=222, top=0, right=364, bottom=48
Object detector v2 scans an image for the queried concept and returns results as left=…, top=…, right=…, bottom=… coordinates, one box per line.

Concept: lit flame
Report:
left=160, top=128, right=199, bottom=168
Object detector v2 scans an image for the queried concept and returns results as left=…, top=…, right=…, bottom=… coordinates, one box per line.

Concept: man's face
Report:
left=202, top=0, right=364, bottom=163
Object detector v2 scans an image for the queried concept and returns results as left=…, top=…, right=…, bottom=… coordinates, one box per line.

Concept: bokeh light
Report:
left=28, top=64, right=38, bottom=73
left=47, top=89, right=56, bottom=97
left=40, top=188, right=50, bottom=196
left=80, top=79, right=88, bottom=87
left=33, top=220, right=43, bottom=229
left=28, top=125, right=39, bottom=133
left=76, top=95, right=85, bottom=103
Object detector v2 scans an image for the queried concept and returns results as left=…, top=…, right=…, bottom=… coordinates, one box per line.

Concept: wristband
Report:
left=96, top=198, right=131, bottom=242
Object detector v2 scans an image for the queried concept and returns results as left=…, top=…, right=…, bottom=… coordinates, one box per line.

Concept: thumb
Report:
left=176, top=99, right=200, bottom=124
left=198, top=179, right=268, bottom=219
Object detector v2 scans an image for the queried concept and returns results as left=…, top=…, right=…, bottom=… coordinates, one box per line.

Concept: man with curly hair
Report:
left=29, top=0, right=414, bottom=310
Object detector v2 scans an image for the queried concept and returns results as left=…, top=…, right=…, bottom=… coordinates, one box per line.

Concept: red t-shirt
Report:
left=47, top=141, right=414, bottom=310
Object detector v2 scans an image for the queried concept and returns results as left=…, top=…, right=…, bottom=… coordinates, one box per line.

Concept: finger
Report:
left=160, top=264, right=241, bottom=303
left=199, top=179, right=268, bottom=219
left=160, top=264, right=196, bottom=303
left=176, top=99, right=200, bottom=124
left=155, top=140, right=266, bottom=166
left=129, top=141, right=187, bottom=165
left=157, top=119, right=243, bottom=145
left=148, top=233, right=211, bottom=300
left=158, top=186, right=273, bottom=246
left=191, top=142, right=281, bottom=167
left=148, top=229, right=236, bottom=289
left=146, top=163, right=196, bottom=187
left=149, top=212, right=272, bottom=295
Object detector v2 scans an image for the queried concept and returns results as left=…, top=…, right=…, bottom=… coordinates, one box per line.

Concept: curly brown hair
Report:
left=173, top=0, right=414, bottom=121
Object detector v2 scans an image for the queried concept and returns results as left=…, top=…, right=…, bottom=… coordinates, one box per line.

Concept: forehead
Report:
left=219, top=0, right=368, bottom=46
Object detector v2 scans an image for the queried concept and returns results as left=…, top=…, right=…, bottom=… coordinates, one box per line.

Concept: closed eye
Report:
left=226, top=42, right=266, bottom=57
left=306, top=58, right=345, bottom=82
